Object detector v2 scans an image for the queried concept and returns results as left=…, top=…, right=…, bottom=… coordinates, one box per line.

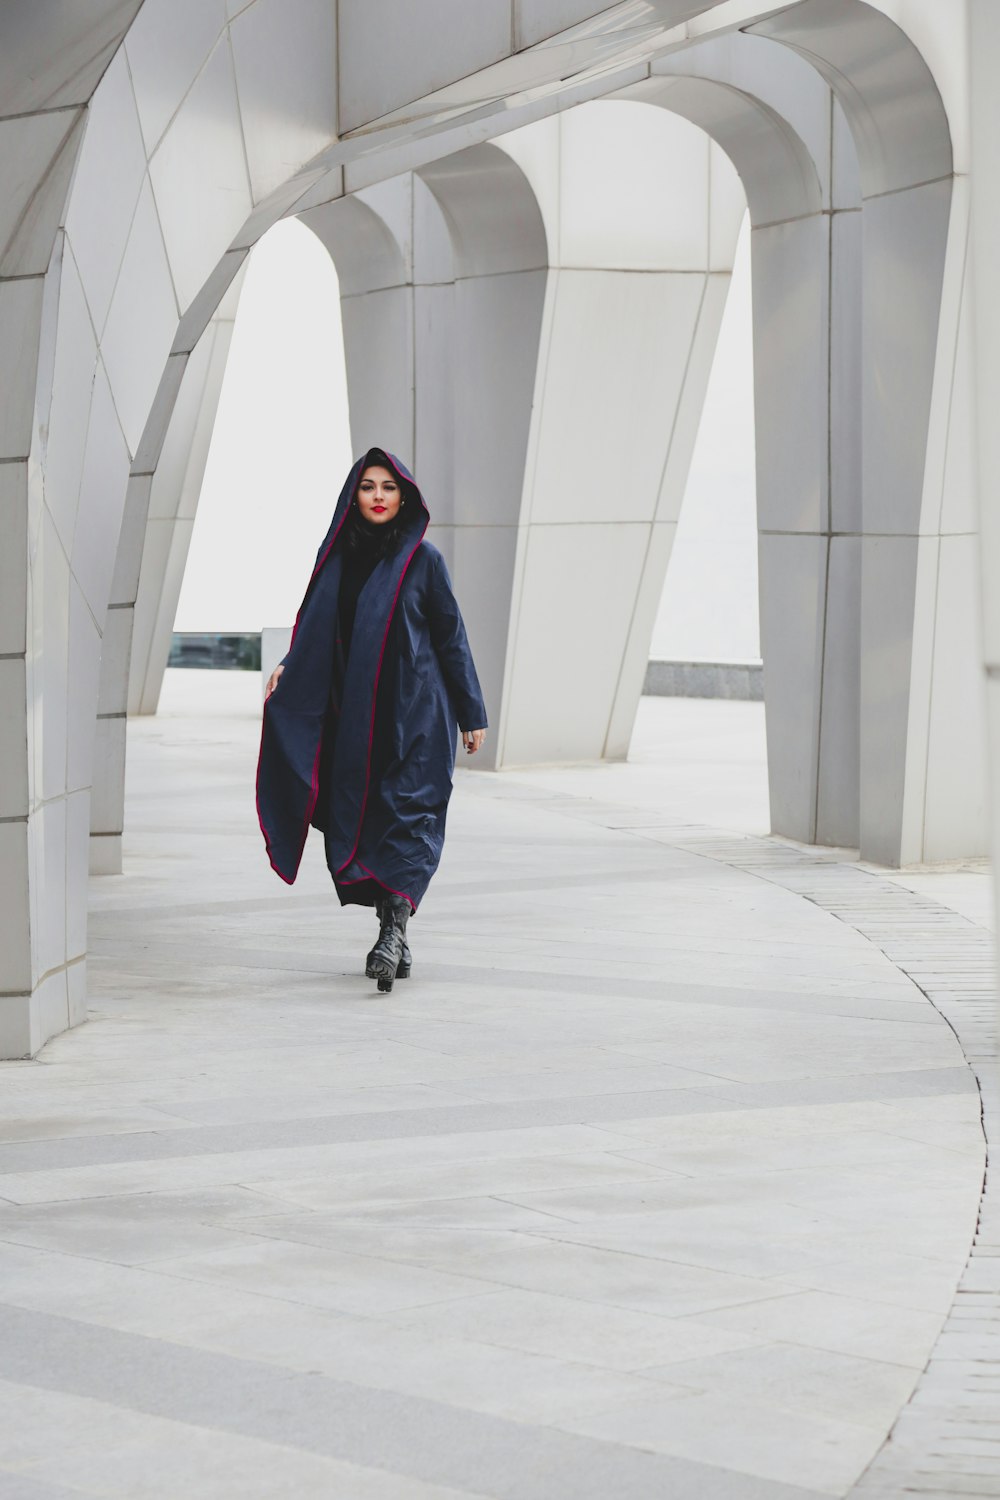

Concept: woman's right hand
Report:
left=265, top=664, right=284, bottom=701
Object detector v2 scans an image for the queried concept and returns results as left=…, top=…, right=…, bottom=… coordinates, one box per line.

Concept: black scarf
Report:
left=337, top=505, right=403, bottom=656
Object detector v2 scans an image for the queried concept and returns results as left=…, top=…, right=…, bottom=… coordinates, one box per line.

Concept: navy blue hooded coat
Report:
left=256, top=449, right=487, bottom=913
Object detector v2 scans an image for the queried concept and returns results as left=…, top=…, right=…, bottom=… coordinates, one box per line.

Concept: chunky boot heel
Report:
left=368, top=897, right=412, bottom=980
left=367, top=894, right=411, bottom=993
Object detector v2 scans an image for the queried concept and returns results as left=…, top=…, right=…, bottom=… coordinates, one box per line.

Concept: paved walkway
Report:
left=0, top=674, right=993, bottom=1499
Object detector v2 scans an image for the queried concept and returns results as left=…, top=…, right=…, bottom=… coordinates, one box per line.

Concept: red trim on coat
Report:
left=337, top=862, right=416, bottom=913
left=254, top=705, right=324, bottom=885
left=257, top=449, right=428, bottom=887
left=254, top=697, right=293, bottom=884
left=255, top=482, right=356, bottom=882
left=334, top=451, right=428, bottom=884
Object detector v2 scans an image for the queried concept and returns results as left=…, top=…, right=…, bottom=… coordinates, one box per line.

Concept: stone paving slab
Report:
left=0, top=681, right=992, bottom=1499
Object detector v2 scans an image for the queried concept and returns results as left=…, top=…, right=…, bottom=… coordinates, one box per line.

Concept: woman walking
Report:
left=256, top=447, right=487, bottom=992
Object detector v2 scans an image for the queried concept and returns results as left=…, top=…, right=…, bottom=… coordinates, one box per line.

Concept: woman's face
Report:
left=356, top=465, right=402, bottom=524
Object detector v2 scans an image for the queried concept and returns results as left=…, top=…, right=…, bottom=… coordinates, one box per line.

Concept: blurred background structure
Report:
left=0, top=0, right=996, bottom=1058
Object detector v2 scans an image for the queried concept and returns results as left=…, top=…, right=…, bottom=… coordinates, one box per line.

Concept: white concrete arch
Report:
left=490, top=99, right=747, bottom=766
left=745, top=0, right=983, bottom=868
left=418, top=146, right=551, bottom=279
left=300, top=145, right=551, bottom=771
left=1, top=0, right=986, bottom=1059
left=94, top=140, right=547, bottom=849
left=124, top=266, right=246, bottom=714
left=613, top=34, right=865, bottom=850
left=114, top=197, right=397, bottom=743
left=88, top=271, right=246, bottom=869
left=613, top=8, right=982, bottom=869
left=415, top=145, right=551, bottom=767
left=749, top=0, right=954, bottom=198
left=299, top=193, right=410, bottom=298
left=1, top=0, right=343, bottom=1055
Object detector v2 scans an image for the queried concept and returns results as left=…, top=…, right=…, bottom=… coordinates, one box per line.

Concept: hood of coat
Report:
left=317, top=447, right=429, bottom=579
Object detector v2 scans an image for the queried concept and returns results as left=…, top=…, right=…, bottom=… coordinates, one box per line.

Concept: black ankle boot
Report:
left=366, top=897, right=412, bottom=980
left=366, top=894, right=412, bottom=992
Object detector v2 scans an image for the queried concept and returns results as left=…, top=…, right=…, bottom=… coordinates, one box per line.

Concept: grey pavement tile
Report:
left=151, top=1083, right=488, bottom=1126
left=143, top=1234, right=500, bottom=1317
left=0, top=1380, right=490, bottom=1499
left=387, top=1286, right=765, bottom=1371
left=237, top=1150, right=685, bottom=1214
left=873, top=1118, right=989, bottom=1152
left=511, top=1208, right=859, bottom=1282
left=0, top=1249, right=742, bottom=1428
left=0, top=1304, right=825, bottom=1500
left=589, top=1125, right=983, bottom=1182
left=0, top=1375, right=188, bottom=1472
left=693, top=1067, right=978, bottom=1106
left=0, top=1241, right=302, bottom=1341
left=28, top=1446, right=491, bottom=1500
left=693, top=1289, right=947, bottom=1370
left=488, top=1128, right=983, bottom=1212
left=0, top=1090, right=772, bottom=1178
left=0, top=1188, right=296, bottom=1266
left=414, top=1061, right=732, bottom=1102
left=3, top=688, right=991, bottom=1499
left=0, top=1471, right=93, bottom=1500
left=490, top=1161, right=976, bottom=1247
left=238, top=1220, right=808, bottom=1320
left=770, top=1250, right=968, bottom=1317
left=881, top=1488, right=1000, bottom=1498
left=295, top=1191, right=593, bottom=1233
left=504, top=1207, right=969, bottom=1300
left=0, top=1240, right=692, bottom=1429
left=248, top=1207, right=804, bottom=1316
left=0, top=1106, right=186, bottom=1144
left=557, top=1383, right=879, bottom=1494
left=0, top=1123, right=653, bottom=1204
left=647, top=1341, right=921, bottom=1429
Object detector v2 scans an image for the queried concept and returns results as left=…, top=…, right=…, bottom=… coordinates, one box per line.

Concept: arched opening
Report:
left=631, top=7, right=978, bottom=867
left=651, top=213, right=758, bottom=672
left=86, top=1, right=968, bottom=873
left=492, top=97, right=749, bottom=771
left=172, top=219, right=352, bottom=651
left=297, top=146, right=551, bottom=773
left=606, top=44, right=847, bottom=847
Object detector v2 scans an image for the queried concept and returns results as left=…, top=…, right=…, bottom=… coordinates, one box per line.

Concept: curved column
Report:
left=304, top=146, right=551, bottom=772
left=746, top=0, right=982, bottom=864
left=416, top=146, right=549, bottom=770
left=493, top=101, right=746, bottom=767
left=623, top=34, right=864, bottom=849
left=306, top=116, right=737, bottom=777
left=3, top=0, right=340, bottom=1053
left=0, top=8, right=140, bottom=1058
left=628, top=6, right=980, bottom=867
left=88, top=268, right=245, bottom=874
left=94, top=181, right=414, bottom=865
left=301, top=182, right=418, bottom=460
left=127, top=273, right=244, bottom=720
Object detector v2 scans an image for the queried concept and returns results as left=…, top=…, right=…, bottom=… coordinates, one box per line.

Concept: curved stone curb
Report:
left=662, top=828, right=997, bottom=1500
